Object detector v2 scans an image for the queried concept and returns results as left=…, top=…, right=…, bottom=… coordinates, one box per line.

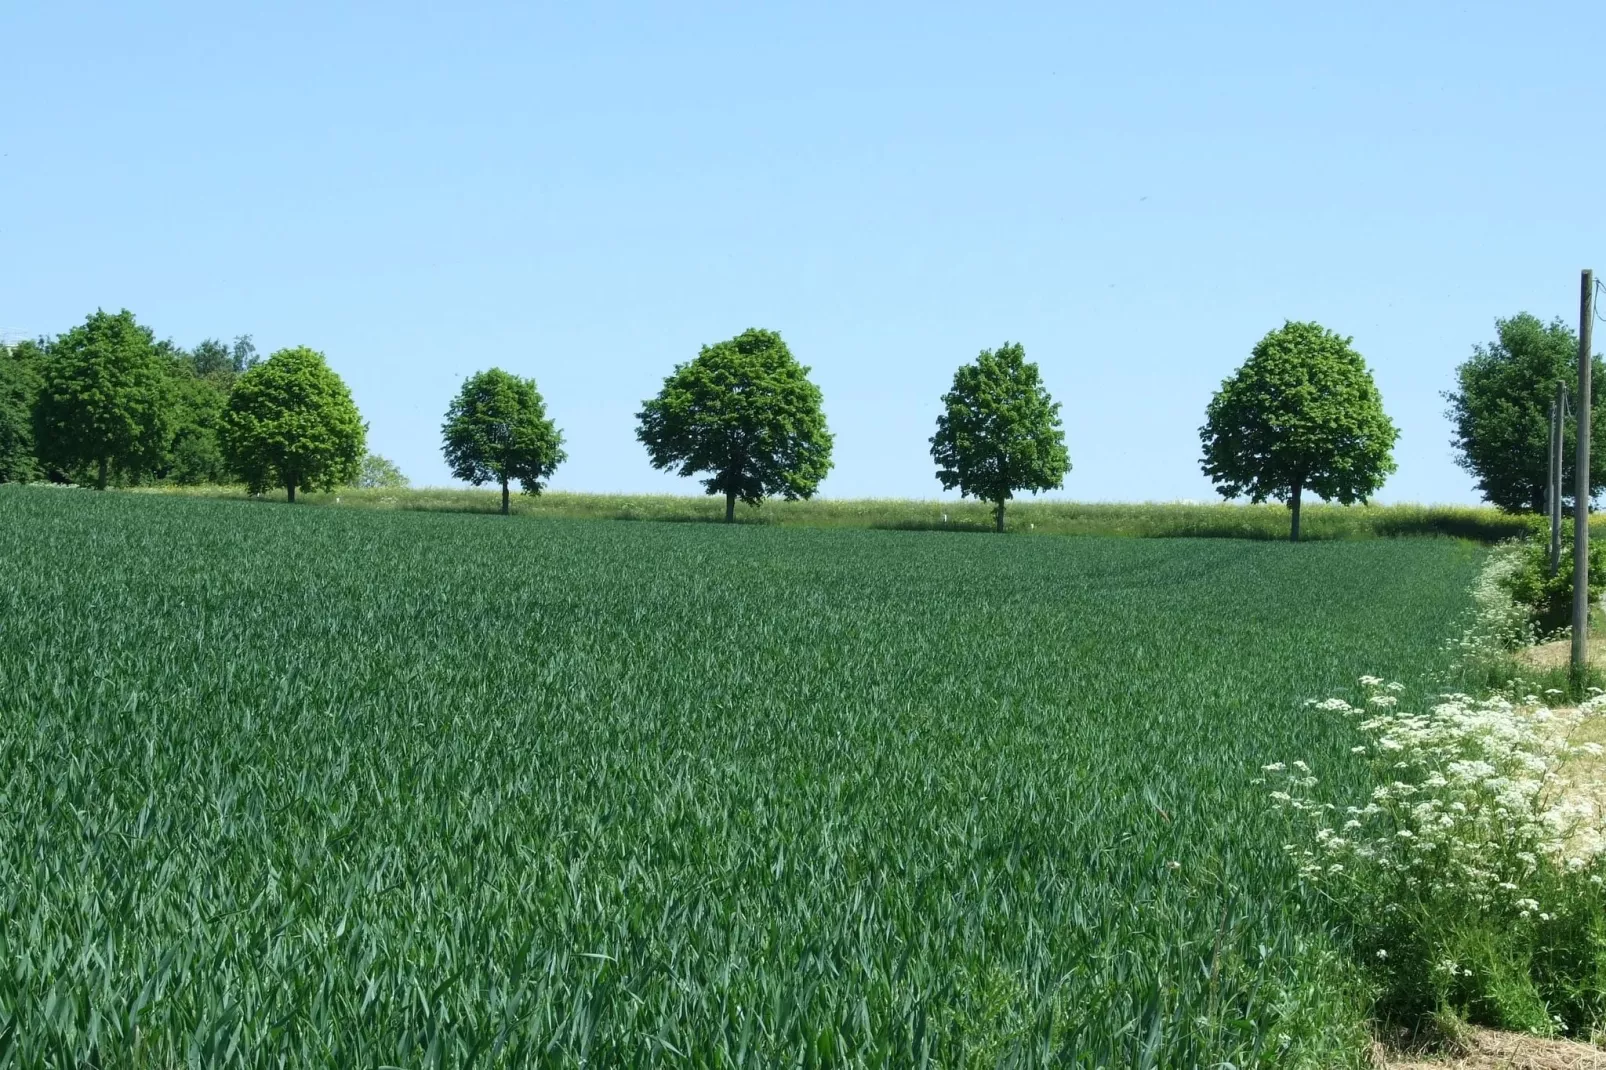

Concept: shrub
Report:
left=1499, top=517, right=1606, bottom=637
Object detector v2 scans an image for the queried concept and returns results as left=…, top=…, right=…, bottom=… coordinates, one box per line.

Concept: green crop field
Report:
left=0, top=487, right=1485, bottom=1067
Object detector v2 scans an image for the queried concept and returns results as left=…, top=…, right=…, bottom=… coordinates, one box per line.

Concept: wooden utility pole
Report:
left=1551, top=380, right=1565, bottom=575
left=1573, top=269, right=1594, bottom=676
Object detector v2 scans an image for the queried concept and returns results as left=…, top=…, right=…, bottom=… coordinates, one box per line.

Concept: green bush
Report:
left=1500, top=517, right=1606, bottom=636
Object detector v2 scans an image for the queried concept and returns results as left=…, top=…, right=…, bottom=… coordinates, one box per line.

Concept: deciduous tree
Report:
left=441, top=369, right=564, bottom=514
left=929, top=342, right=1070, bottom=532
left=220, top=347, right=366, bottom=502
left=357, top=453, right=410, bottom=490
left=1200, top=321, right=1397, bottom=542
left=33, top=310, right=174, bottom=489
left=1444, top=313, right=1606, bottom=513
left=636, top=328, right=833, bottom=522
left=0, top=342, right=42, bottom=483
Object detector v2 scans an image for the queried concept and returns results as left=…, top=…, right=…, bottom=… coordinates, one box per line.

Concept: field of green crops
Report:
left=0, top=487, right=1485, bottom=1067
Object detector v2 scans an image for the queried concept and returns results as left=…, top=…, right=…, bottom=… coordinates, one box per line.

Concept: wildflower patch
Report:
left=1265, top=680, right=1606, bottom=1037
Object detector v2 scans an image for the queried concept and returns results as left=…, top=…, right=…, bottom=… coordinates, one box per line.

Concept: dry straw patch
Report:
left=1561, top=714, right=1606, bottom=858
left=1514, top=637, right=1606, bottom=674
left=1381, top=1025, right=1606, bottom=1069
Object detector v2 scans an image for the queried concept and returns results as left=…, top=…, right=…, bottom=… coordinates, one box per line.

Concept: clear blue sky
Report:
left=4, top=1, right=1602, bottom=503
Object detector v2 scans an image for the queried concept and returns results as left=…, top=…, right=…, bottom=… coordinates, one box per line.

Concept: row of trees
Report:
left=0, top=310, right=407, bottom=497
left=439, top=328, right=1071, bottom=530
left=0, top=313, right=261, bottom=488
left=442, top=320, right=1394, bottom=541
left=5, top=308, right=1583, bottom=542
left=1193, top=312, right=1606, bottom=540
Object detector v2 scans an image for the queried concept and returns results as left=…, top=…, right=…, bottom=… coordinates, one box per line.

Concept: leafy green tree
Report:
left=929, top=342, right=1070, bottom=532
left=164, top=371, right=232, bottom=484
left=166, top=426, right=229, bottom=485
left=132, top=340, right=230, bottom=486
left=232, top=336, right=259, bottom=374
left=636, top=328, right=833, bottom=522
left=190, top=335, right=257, bottom=378
left=441, top=368, right=565, bottom=514
left=33, top=310, right=175, bottom=489
left=0, top=342, right=43, bottom=483
left=357, top=453, right=410, bottom=490
left=190, top=339, right=234, bottom=379
left=1444, top=313, right=1606, bottom=513
left=1200, top=320, right=1398, bottom=542
left=156, top=334, right=259, bottom=485
left=220, top=346, right=366, bottom=502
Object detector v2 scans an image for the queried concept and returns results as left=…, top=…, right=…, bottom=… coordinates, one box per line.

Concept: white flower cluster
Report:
left=1273, top=679, right=1606, bottom=915
left=1446, top=539, right=1537, bottom=663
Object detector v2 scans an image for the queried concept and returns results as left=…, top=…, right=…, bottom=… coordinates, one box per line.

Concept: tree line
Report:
left=0, top=307, right=1590, bottom=541
left=0, top=310, right=408, bottom=498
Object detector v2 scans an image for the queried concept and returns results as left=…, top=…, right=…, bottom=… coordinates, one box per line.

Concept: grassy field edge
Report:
left=115, top=483, right=1546, bottom=542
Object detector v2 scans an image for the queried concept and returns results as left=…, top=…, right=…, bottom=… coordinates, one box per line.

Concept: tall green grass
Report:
left=0, top=486, right=1485, bottom=1066
left=133, top=483, right=1533, bottom=542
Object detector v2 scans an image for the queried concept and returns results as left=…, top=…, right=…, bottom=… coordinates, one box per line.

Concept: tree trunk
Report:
left=1289, top=479, right=1303, bottom=543
left=501, top=477, right=510, bottom=516
left=725, top=489, right=736, bottom=523
left=287, top=480, right=296, bottom=504
left=96, top=456, right=108, bottom=491
left=994, top=498, right=1006, bottom=533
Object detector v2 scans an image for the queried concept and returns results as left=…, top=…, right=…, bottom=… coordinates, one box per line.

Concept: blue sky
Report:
left=4, top=1, right=1602, bottom=503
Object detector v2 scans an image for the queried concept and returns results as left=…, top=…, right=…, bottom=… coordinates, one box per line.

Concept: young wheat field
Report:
left=0, top=488, right=1485, bottom=1067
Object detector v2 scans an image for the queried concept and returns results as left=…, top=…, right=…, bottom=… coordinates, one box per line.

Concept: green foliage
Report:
left=636, top=328, right=833, bottom=521
left=441, top=368, right=564, bottom=513
left=158, top=351, right=233, bottom=486
left=1444, top=313, right=1606, bottom=513
left=1497, top=517, right=1606, bottom=636
left=189, top=338, right=233, bottom=379
left=164, top=427, right=228, bottom=486
left=0, top=342, right=42, bottom=483
left=5, top=320, right=252, bottom=488
left=356, top=453, right=410, bottom=490
left=0, top=487, right=1486, bottom=1066
left=929, top=341, right=1070, bottom=532
left=1201, top=321, right=1398, bottom=540
left=219, top=347, right=366, bottom=501
left=189, top=334, right=258, bottom=379
left=32, top=309, right=176, bottom=489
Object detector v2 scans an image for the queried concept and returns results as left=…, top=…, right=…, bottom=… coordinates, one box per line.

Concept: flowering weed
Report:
left=1267, top=679, right=1606, bottom=1036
